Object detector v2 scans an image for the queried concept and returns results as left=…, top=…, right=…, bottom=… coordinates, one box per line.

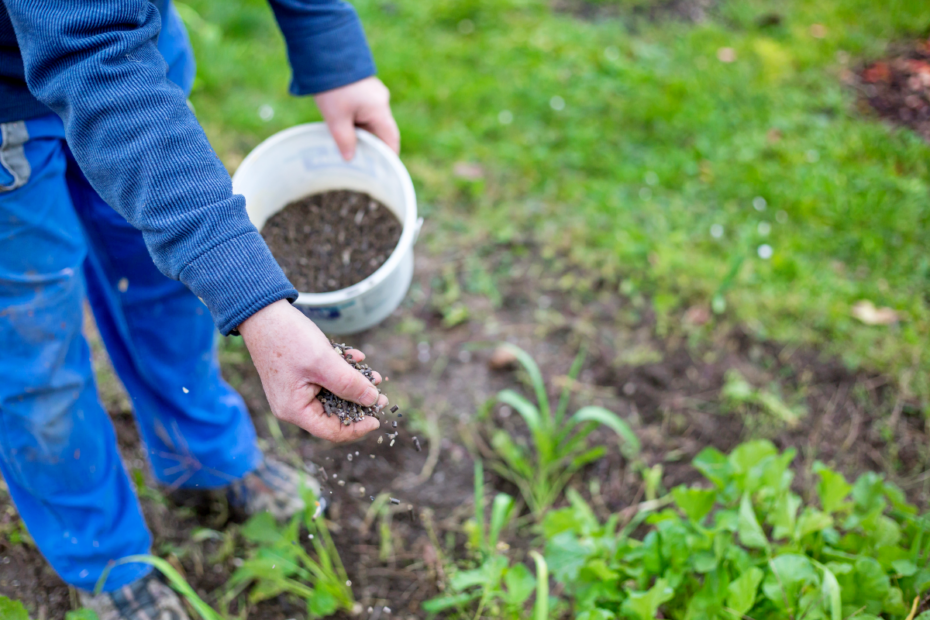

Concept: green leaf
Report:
left=240, top=511, right=283, bottom=545
left=556, top=348, right=587, bottom=423
left=820, top=564, right=842, bottom=620
left=621, top=578, right=674, bottom=620
left=693, top=447, right=733, bottom=490
left=544, top=531, right=590, bottom=583
left=307, top=589, right=338, bottom=616
left=498, top=344, right=550, bottom=419
left=726, top=567, right=764, bottom=617
left=738, top=494, right=768, bottom=549
left=814, top=462, right=853, bottom=514
left=497, top=389, right=542, bottom=434
left=672, top=485, right=717, bottom=523
left=883, top=586, right=908, bottom=616
left=65, top=611, right=100, bottom=620
left=488, top=493, right=516, bottom=550
left=422, top=592, right=481, bottom=613
left=450, top=567, right=489, bottom=591
left=892, top=559, right=918, bottom=577
left=530, top=551, right=549, bottom=620
left=571, top=406, right=641, bottom=459
left=490, top=431, right=532, bottom=478
left=769, top=492, right=801, bottom=540
left=0, top=597, right=30, bottom=620
left=852, top=472, right=886, bottom=512
left=853, top=557, right=890, bottom=602
left=795, top=508, right=833, bottom=540
left=762, top=555, right=818, bottom=612
left=504, top=563, right=536, bottom=605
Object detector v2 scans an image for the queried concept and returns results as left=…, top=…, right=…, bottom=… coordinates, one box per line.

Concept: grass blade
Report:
left=571, top=406, right=641, bottom=459
left=530, top=551, right=549, bottom=620
left=474, top=460, right=486, bottom=555
left=97, top=555, right=222, bottom=620
left=499, top=344, right=551, bottom=420
left=488, top=493, right=516, bottom=550
left=497, top=389, right=542, bottom=435
left=555, top=348, right=586, bottom=425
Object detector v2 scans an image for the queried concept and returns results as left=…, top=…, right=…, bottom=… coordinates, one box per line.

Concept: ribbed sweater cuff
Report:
left=179, top=231, right=298, bottom=335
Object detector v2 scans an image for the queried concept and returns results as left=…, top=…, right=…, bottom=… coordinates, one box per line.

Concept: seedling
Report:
left=423, top=461, right=546, bottom=619
left=484, top=343, right=640, bottom=516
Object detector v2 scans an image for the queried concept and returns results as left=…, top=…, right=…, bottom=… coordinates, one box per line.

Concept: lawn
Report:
left=183, top=0, right=930, bottom=405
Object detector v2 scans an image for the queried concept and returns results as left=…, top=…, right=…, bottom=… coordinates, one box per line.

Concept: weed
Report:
left=226, top=493, right=354, bottom=617
left=483, top=343, right=640, bottom=516
left=423, top=461, right=547, bottom=619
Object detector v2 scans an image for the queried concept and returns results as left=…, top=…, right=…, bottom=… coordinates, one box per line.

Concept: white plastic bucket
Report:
left=232, top=123, right=420, bottom=335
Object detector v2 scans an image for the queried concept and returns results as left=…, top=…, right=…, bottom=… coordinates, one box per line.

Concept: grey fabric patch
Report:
left=0, top=121, right=31, bottom=192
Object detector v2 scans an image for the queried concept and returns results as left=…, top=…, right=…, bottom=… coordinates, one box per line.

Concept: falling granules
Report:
left=316, top=341, right=398, bottom=426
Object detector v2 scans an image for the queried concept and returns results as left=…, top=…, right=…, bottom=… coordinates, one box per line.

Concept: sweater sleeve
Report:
left=5, top=0, right=297, bottom=335
left=268, top=0, right=376, bottom=95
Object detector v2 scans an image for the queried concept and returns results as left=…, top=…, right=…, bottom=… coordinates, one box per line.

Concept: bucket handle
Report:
left=413, top=217, right=424, bottom=244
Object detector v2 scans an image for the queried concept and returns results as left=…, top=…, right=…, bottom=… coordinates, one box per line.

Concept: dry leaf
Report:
left=851, top=300, right=899, bottom=325
left=488, top=346, right=518, bottom=370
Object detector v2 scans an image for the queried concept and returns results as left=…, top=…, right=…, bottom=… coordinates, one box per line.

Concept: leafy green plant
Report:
left=226, top=492, right=354, bottom=618
left=543, top=440, right=930, bottom=619
left=484, top=344, right=640, bottom=516
left=423, top=461, right=546, bottom=618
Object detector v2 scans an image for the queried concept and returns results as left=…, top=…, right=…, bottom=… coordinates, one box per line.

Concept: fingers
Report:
left=342, top=348, right=365, bottom=362
left=361, top=111, right=401, bottom=155
left=319, top=348, right=382, bottom=406
left=288, top=399, right=381, bottom=444
left=326, top=114, right=358, bottom=161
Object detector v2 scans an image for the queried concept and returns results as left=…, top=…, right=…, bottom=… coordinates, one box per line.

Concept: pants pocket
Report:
left=0, top=121, right=31, bottom=192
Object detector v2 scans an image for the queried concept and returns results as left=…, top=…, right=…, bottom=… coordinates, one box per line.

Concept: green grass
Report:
left=182, top=0, right=930, bottom=404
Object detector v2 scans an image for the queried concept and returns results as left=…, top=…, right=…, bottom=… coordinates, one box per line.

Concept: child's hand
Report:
left=238, top=300, right=386, bottom=443
left=314, top=76, right=400, bottom=160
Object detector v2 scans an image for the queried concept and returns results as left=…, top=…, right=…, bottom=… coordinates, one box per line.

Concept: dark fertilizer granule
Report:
left=318, top=342, right=398, bottom=425
left=261, top=190, right=402, bottom=293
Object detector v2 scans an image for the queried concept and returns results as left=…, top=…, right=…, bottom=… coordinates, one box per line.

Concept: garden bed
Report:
left=1, top=239, right=924, bottom=618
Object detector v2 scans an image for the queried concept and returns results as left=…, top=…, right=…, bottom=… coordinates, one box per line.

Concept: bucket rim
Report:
left=232, top=122, right=419, bottom=307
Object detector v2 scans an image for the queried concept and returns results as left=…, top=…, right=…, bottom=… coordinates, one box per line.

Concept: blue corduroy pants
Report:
left=0, top=112, right=262, bottom=592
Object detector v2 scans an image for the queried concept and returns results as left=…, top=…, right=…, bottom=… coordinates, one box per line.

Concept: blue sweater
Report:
left=1, top=0, right=376, bottom=334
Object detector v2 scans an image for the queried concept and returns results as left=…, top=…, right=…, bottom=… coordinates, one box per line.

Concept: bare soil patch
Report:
left=857, top=39, right=930, bottom=141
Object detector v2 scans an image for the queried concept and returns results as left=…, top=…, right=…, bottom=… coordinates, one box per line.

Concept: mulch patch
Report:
left=1, top=241, right=924, bottom=619
left=856, top=39, right=930, bottom=141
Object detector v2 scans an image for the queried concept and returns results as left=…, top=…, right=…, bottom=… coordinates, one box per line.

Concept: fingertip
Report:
left=371, top=371, right=382, bottom=385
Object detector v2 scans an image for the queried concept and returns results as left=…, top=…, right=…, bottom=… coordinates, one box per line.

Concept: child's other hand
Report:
left=314, top=76, right=400, bottom=161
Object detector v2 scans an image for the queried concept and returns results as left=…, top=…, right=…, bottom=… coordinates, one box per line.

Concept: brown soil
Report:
left=1, top=241, right=925, bottom=619
left=261, top=190, right=402, bottom=293
left=856, top=39, right=930, bottom=141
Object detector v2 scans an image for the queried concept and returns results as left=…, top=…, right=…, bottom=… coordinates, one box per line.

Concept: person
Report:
left=0, top=0, right=399, bottom=617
